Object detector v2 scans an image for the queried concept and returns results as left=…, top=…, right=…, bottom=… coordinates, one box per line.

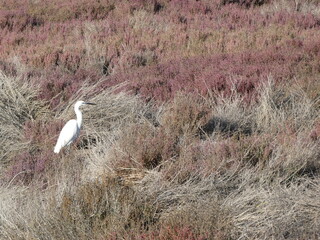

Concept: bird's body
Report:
left=54, top=100, right=95, bottom=154
left=54, top=119, right=80, bottom=153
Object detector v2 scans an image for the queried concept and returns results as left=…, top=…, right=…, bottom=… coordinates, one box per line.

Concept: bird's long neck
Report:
left=75, top=106, right=82, bottom=128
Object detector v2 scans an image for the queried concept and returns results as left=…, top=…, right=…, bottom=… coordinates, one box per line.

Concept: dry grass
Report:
left=0, top=72, right=48, bottom=173
left=228, top=177, right=320, bottom=239
left=0, top=71, right=319, bottom=239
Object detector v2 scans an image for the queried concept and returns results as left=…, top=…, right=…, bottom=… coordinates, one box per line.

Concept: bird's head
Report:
left=75, top=100, right=96, bottom=110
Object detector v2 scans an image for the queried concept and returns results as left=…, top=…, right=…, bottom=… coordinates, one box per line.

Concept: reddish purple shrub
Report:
left=0, top=60, right=17, bottom=75
left=7, top=119, right=63, bottom=184
left=221, top=0, right=271, bottom=8
left=23, top=119, right=63, bottom=145
left=124, top=0, right=166, bottom=14
left=1, top=0, right=319, bottom=74
left=97, top=34, right=320, bottom=103
left=166, top=1, right=320, bottom=31
left=109, top=225, right=208, bottom=240
left=0, top=0, right=320, bottom=105
left=310, top=122, right=320, bottom=141
left=0, top=9, right=43, bottom=32
left=38, top=68, right=102, bottom=109
left=139, top=225, right=208, bottom=240
left=8, top=150, right=55, bottom=185
left=120, top=55, right=266, bottom=102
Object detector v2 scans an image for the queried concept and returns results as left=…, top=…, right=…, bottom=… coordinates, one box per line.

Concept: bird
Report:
left=54, top=100, right=96, bottom=154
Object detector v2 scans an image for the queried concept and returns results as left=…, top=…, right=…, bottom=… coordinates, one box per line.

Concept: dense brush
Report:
left=0, top=0, right=320, bottom=239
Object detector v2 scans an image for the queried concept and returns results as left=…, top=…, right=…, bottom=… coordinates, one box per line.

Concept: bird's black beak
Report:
left=85, top=102, right=96, bottom=105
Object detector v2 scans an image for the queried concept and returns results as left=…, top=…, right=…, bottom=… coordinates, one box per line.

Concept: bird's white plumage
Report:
left=54, top=100, right=95, bottom=154
left=54, top=119, right=79, bottom=153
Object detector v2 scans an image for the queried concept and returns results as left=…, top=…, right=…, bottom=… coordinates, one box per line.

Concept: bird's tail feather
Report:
left=54, top=144, right=60, bottom=154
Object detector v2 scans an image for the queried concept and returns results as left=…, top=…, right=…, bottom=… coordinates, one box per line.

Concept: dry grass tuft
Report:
left=228, top=177, right=320, bottom=239
left=0, top=72, right=48, bottom=173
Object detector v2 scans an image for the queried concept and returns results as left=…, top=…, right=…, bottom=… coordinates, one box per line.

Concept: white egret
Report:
left=54, top=100, right=96, bottom=154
